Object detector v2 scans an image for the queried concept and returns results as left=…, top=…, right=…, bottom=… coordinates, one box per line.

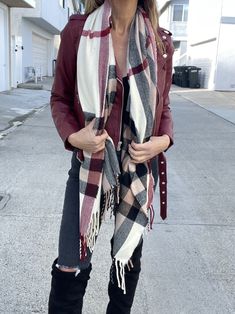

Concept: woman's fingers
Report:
left=129, top=141, right=154, bottom=163
left=98, top=129, right=109, bottom=141
left=130, top=141, right=150, bottom=151
left=130, top=154, right=150, bottom=163
left=91, top=143, right=106, bottom=154
left=129, top=144, right=147, bottom=157
left=87, top=118, right=96, bottom=129
left=129, top=150, right=151, bottom=163
left=88, top=131, right=107, bottom=153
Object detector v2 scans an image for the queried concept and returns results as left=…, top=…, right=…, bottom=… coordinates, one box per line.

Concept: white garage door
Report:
left=32, top=33, right=48, bottom=77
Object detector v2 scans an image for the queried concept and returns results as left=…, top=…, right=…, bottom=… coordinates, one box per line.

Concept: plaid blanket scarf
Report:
left=76, top=0, right=157, bottom=293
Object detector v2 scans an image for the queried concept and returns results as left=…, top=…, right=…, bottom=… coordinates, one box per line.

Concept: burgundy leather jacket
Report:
left=50, top=14, right=174, bottom=220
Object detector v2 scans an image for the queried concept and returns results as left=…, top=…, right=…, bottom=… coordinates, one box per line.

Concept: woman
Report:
left=48, top=0, right=174, bottom=313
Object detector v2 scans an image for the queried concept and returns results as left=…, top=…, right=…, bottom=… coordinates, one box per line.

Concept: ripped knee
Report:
left=56, top=263, right=81, bottom=276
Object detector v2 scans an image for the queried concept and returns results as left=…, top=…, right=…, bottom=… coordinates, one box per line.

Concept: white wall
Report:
left=0, top=2, right=10, bottom=92
left=187, top=0, right=235, bottom=90
left=11, top=0, right=68, bottom=34
left=159, top=5, right=170, bottom=29
left=158, top=0, right=169, bottom=9
left=214, top=0, right=235, bottom=90
left=214, top=23, right=235, bottom=90
left=186, top=0, right=222, bottom=89
left=221, top=0, right=235, bottom=15
left=40, top=0, right=68, bottom=32
left=187, top=40, right=217, bottom=89
left=187, top=0, right=222, bottom=45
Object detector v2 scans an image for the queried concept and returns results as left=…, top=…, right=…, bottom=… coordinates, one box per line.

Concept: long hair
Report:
left=84, top=0, right=165, bottom=53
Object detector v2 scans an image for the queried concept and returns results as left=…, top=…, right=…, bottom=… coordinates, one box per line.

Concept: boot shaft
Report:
left=48, top=258, right=92, bottom=314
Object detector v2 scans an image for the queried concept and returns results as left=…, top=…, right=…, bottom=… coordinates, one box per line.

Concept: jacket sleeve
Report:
left=158, top=35, right=174, bottom=151
left=50, top=20, right=81, bottom=151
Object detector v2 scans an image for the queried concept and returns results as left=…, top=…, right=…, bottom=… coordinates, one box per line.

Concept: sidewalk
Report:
left=171, top=84, right=235, bottom=124
left=0, top=77, right=53, bottom=139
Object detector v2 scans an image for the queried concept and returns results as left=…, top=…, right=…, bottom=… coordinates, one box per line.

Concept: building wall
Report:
left=0, top=0, right=77, bottom=90
left=10, top=0, right=73, bottom=86
left=21, top=18, right=54, bottom=78
left=187, top=0, right=222, bottom=44
left=159, top=8, right=169, bottom=28
left=40, top=0, right=68, bottom=32
left=187, top=0, right=221, bottom=89
left=214, top=0, right=235, bottom=90
left=11, top=17, right=55, bottom=86
left=0, top=2, right=10, bottom=92
left=11, top=0, right=68, bottom=33
left=159, top=0, right=189, bottom=67
left=187, top=40, right=217, bottom=89
left=187, top=0, right=235, bottom=90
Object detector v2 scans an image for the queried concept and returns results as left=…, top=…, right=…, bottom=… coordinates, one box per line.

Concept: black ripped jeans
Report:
left=54, top=149, right=143, bottom=313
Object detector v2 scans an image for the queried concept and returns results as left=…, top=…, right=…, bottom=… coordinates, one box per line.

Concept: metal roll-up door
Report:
left=32, top=33, right=48, bottom=77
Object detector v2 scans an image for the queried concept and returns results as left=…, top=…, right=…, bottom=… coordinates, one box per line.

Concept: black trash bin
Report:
left=173, top=66, right=181, bottom=86
left=181, top=66, right=190, bottom=87
left=188, top=66, right=201, bottom=88
left=173, top=66, right=190, bottom=87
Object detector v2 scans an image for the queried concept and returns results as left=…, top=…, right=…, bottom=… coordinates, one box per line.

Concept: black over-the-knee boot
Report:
left=106, top=238, right=143, bottom=314
left=48, top=257, right=92, bottom=314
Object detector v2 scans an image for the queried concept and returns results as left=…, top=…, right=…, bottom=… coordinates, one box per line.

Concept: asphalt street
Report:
left=0, top=87, right=234, bottom=313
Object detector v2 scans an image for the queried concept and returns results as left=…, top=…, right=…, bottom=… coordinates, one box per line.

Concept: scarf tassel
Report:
left=80, top=210, right=100, bottom=260
left=80, top=235, right=87, bottom=261
left=101, top=183, right=120, bottom=219
left=80, top=184, right=120, bottom=261
left=149, top=204, right=155, bottom=230
left=115, top=259, right=127, bottom=294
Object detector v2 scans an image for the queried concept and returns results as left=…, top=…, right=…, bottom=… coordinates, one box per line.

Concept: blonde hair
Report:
left=84, top=0, right=165, bottom=54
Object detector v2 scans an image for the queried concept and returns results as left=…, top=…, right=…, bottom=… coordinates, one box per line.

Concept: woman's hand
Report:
left=68, top=119, right=109, bottom=154
left=128, top=135, right=170, bottom=164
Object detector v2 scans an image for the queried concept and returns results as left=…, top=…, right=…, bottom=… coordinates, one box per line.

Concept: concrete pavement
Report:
left=171, top=85, right=235, bottom=124
left=0, top=77, right=53, bottom=139
left=0, top=84, right=235, bottom=313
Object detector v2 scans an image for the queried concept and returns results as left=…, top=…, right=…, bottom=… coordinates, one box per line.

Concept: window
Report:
left=173, top=4, right=188, bottom=22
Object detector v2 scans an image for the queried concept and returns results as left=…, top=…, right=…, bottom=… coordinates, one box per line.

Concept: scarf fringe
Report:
left=86, top=210, right=100, bottom=252
left=148, top=204, right=155, bottom=230
left=80, top=235, right=87, bottom=260
left=101, top=182, right=120, bottom=220
left=80, top=185, right=119, bottom=260
left=145, top=204, right=155, bottom=233
left=80, top=210, right=100, bottom=260
left=115, top=259, right=127, bottom=294
left=114, top=257, right=135, bottom=294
